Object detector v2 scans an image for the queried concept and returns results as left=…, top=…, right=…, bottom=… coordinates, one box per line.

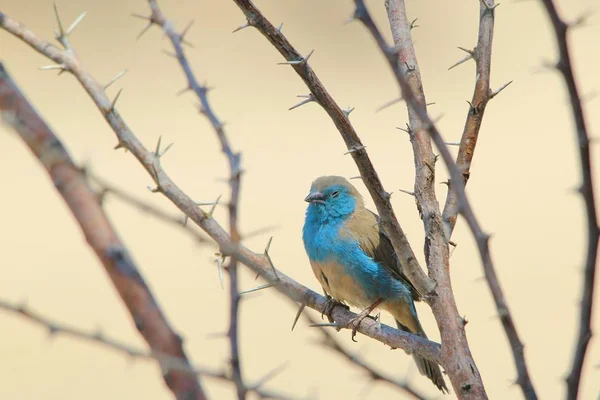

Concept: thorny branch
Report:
left=305, top=314, right=429, bottom=400
left=0, top=62, right=206, bottom=400
left=230, top=0, right=436, bottom=299
left=138, top=1, right=247, bottom=397
left=0, top=299, right=298, bottom=400
left=442, top=0, right=510, bottom=240
left=358, top=5, right=539, bottom=397
left=351, top=1, right=488, bottom=397
left=0, top=8, right=443, bottom=367
left=539, top=2, right=599, bottom=399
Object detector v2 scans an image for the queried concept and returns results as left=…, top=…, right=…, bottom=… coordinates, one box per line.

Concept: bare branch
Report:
left=539, top=2, right=599, bottom=399
left=0, top=63, right=206, bottom=400
left=0, top=8, right=442, bottom=366
left=229, top=0, right=434, bottom=300
left=0, top=300, right=297, bottom=400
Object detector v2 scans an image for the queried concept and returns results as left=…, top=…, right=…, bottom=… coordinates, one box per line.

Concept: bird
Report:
left=302, top=175, right=448, bottom=393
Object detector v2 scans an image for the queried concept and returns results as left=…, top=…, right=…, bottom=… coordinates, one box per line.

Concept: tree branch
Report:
left=139, top=1, right=247, bottom=396
left=0, top=8, right=441, bottom=367
left=539, top=2, right=599, bottom=399
left=351, top=1, right=488, bottom=397
left=0, top=299, right=298, bottom=400
left=0, top=62, right=206, bottom=400
left=229, top=0, right=435, bottom=299
left=442, top=0, right=508, bottom=239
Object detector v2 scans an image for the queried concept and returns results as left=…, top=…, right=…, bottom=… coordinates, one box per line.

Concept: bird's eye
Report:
left=330, top=190, right=340, bottom=198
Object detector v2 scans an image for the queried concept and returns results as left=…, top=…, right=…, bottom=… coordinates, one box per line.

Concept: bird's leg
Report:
left=321, top=294, right=348, bottom=324
left=348, top=298, right=384, bottom=342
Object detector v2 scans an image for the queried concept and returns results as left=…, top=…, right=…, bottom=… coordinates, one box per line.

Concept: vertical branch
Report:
left=442, top=0, right=506, bottom=239
left=0, top=63, right=206, bottom=400
left=141, top=2, right=246, bottom=397
left=352, top=1, right=488, bottom=397
left=539, top=2, right=599, bottom=399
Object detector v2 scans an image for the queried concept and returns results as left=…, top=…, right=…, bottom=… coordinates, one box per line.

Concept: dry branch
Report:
left=0, top=62, right=206, bottom=400
left=0, top=8, right=442, bottom=366
left=539, top=2, right=599, bottom=399
left=230, top=0, right=435, bottom=299
left=0, top=299, right=298, bottom=400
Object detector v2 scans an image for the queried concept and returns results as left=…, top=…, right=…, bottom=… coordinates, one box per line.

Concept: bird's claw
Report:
left=347, top=299, right=384, bottom=342
left=321, top=296, right=348, bottom=323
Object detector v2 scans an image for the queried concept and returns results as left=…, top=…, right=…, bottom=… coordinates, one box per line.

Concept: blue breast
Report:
left=303, top=209, right=411, bottom=302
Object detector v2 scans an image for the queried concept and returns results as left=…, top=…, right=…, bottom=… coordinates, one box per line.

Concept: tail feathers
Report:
left=396, top=320, right=449, bottom=394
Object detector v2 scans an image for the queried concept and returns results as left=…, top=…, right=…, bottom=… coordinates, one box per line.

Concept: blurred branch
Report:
left=0, top=62, right=206, bottom=400
left=135, top=1, right=247, bottom=397
left=305, top=314, right=429, bottom=400
left=86, top=171, right=210, bottom=245
left=0, top=299, right=299, bottom=400
left=442, top=0, right=509, bottom=240
left=0, top=8, right=442, bottom=365
left=539, top=2, right=599, bottom=399
left=230, top=0, right=435, bottom=299
left=353, top=5, right=538, bottom=396
left=351, top=1, right=487, bottom=396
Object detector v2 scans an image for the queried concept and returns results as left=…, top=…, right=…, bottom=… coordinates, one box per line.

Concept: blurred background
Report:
left=1, top=0, right=598, bottom=399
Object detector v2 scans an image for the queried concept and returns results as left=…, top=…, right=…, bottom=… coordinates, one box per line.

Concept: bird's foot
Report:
left=347, top=298, right=384, bottom=342
left=321, top=296, right=348, bottom=324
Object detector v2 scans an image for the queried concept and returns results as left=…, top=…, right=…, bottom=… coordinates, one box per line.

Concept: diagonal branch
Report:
left=230, top=0, right=435, bottom=299
left=0, top=299, right=299, bottom=400
left=139, top=1, right=246, bottom=397
left=0, top=8, right=442, bottom=367
left=539, top=2, right=599, bottom=400
left=351, top=1, right=487, bottom=397
left=0, top=62, right=206, bottom=400
left=442, top=0, right=506, bottom=239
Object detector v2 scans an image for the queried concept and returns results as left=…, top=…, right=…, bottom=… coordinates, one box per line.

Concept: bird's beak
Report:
left=304, top=191, right=326, bottom=204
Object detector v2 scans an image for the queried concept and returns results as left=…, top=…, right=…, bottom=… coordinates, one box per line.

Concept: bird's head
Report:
left=304, top=176, right=363, bottom=222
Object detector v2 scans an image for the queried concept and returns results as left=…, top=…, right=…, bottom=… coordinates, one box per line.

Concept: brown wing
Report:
left=364, top=210, right=421, bottom=301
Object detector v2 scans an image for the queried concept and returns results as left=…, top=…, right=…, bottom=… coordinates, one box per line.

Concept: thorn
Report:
left=179, top=20, right=195, bottom=42
left=449, top=240, right=458, bottom=247
left=375, top=97, right=403, bottom=113
left=239, top=283, right=274, bottom=295
left=114, top=142, right=124, bottom=150
left=66, top=11, right=87, bottom=35
left=410, top=18, right=419, bottom=29
left=309, top=322, right=341, bottom=328
left=489, top=80, right=513, bottom=99
left=136, top=22, right=153, bottom=40
left=396, top=123, right=412, bottom=134
left=162, top=49, right=177, bottom=59
left=398, top=188, right=415, bottom=196
left=448, top=53, right=474, bottom=70
left=440, top=180, right=450, bottom=187
left=130, top=13, right=150, bottom=21
left=277, top=23, right=283, bottom=32
left=110, top=89, right=123, bottom=112
left=263, top=236, right=279, bottom=280
left=154, top=135, right=174, bottom=159
left=344, top=145, right=366, bottom=155
left=176, top=86, right=192, bottom=96
left=404, top=62, right=416, bottom=72
left=349, top=176, right=362, bottom=180
left=277, top=49, right=314, bottom=65
left=251, top=362, right=290, bottom=390
left=216, top=254, right=225, bottom=289
left=289, top=94, right=315, bottom=111
left=182, top=215, right=189, bottom=227
left=232, top=21, right=250, bottom=33
left=480, top=0, right=500, bottom=12
left=39, top=64, right=67, bottom=72
left=291, top=303, right=306, bottom=331
left=343, top=107, right=355, bottom=116
left=426, top=101, right=436, bottom=107
left=458, top=46, right=476, bottom=56
left=445, top=142, right=460, bottom=146
left=207, top=195, right=222, bottom=218
left=104, top=70, right=127, bottom=90
left=53, top=3, right=66, bottom=38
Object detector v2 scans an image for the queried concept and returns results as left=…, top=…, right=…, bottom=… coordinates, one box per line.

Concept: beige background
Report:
left=1, top=0, right=599, bottom=399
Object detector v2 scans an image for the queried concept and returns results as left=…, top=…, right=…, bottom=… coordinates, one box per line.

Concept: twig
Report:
left=539, top=2, right=599, bottom=399
left=140, top=1, right=246, bottom=397
left=442, top=0, right=508, bottom=240
left=352, top=1, right=487, bottom=396
left=86, top=171, right=210, bottom=245
left=0, top=62, right=206, bottom=400
left=305, top=314, right=429, bottom=400
left=0, top=9, right=442, bottom=365
left=0, top=299, right=298, bottom=400
left=229, top=0, right=435, bottom=299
